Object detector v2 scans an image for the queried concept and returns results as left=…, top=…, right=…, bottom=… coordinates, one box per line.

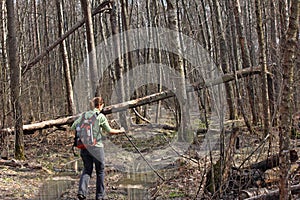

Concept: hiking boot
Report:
left=77, top=194, right=86, bottom=200
left=96, top=195, right=108, bottom=200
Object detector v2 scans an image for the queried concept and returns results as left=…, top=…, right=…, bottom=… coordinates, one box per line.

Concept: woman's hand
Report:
left=120, top=127, right=125, bottom=133
left=109, top=127, right=126, bottom=135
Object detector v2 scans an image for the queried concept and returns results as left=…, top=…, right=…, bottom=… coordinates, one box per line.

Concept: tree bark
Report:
left=0, top=0, right=9, bottom=159
left=6, top=0, right=25, bottom=160
left=56, top=0, right=76, bottom=115
left=233, top=0, right=258, bottom=125
left=0, top=0, right=8, bottom=128
left=43, top=0, right=54, bottom=117
left=255, top=0, right=270, bottom=136
left=278, top=0, right=299, bottom=199
left=268, top=0, right=278, bottom=125
left=110, top=1, right=128, bottom=129
left=80, top=0, right=98, bottom=96
left=166, top=0, right=189, bottom=141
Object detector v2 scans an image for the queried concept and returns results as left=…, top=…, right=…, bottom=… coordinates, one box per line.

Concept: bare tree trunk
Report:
left=255, top=0, right=270, bottom=136
left=80, top=0, right=98, bottom=96
left=210, top=0, right=234, bottom=194
left=0, top=0, right=7, bottom=128
left=268, top=0, right=278, bottom=126
left=33, top=1, right=44, bottom=122
left=153, top=0, right=163, bottom=123
left=213, top=0, right=236, bottom=121
left=233, top=0, right=258, bottom=125
left=190, top=0, right=207, bottom=49
left=166, top=0, right=189, bottom=140
left=0, top=0, right=9, bottom=159
left=42, top=0, right=55, bottom=117
left=56, top=0, right=75, bottom=115
left=279, top=0, right=289, bottom=43
left=6, top=0, right=25, bottom=160
left=120, top=0, right=136, bottom=121
left=110, top=1, right=128, bottom=129
left=279, top=0, right=299, bottom=199
left=200, top=0, right=212, bottom=53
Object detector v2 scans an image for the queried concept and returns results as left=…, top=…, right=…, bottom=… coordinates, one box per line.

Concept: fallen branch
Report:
left=238, top=134, right=270, bottom=170
left=130, top=123, right=177, bottom=131
left=123, top=131, right=165, bottom=181
left=0, top=159, right=42, bottom=170
left=132, top=108, right=151, bottom=124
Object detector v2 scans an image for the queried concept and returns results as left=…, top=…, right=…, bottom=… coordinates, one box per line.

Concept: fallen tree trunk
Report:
left=1, top=66, right=262, bottom=135
left=249, top=149, right=298, bottom=172
left=240, top=184, right=300, bottom=200
left=0, top=159, right=42, bottom=170
left=226, top=150, right=298, bottom=190
left=190, top=66, right=262, bottom=91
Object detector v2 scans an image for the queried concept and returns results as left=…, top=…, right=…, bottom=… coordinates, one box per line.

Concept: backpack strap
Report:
left=72, top=112, right=87, bottom=156
left=88, top=112, right=99, bottom=125
left=79, top=112, right=87, bottom=126
left=90, top=112, right=100, bottom=139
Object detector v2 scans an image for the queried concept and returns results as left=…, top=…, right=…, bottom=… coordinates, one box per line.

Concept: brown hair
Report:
left=90, top=97, right=104, bottom=109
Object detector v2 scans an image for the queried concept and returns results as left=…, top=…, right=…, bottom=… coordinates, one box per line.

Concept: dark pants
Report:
left=78, top=147, right=105, bottom=199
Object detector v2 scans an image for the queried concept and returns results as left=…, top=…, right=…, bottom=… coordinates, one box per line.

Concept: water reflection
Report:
left=36, top=178, right=75, bottom=200
left=36, top=158, right=178, bottom=199
left=117, top=171, right=156, bottom=199
left=116, top=167, right=178, bottom=200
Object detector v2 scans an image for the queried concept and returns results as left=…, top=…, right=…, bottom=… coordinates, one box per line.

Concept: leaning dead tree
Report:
left=21, top=0, right=112, bottom=75
left=0, top=66, right=262, bottom=135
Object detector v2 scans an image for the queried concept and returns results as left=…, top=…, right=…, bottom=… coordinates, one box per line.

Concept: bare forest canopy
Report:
left=21, top=0, right=112, bottom=75
left=1, top=0, right=298, bottom=133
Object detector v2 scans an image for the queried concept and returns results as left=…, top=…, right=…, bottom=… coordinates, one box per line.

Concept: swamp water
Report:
left=35, top=159, right=174, bottom=199
left=37, top=178, right=76, bottom=200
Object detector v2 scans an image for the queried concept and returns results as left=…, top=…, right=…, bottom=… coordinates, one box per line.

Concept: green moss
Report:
left=291, top=127, right=300, bottom=139
left=169, top=191, right=185, bottom=198
left=193, top=118, right=207, bottom=129
left=206, top=159, right=222, bottom=193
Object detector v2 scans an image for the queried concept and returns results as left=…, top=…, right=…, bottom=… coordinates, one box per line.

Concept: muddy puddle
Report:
left=35, top=158, right=170, bottom=199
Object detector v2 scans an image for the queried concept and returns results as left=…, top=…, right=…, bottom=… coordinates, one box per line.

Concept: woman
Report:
left=71, top=97, right=125, bottom=200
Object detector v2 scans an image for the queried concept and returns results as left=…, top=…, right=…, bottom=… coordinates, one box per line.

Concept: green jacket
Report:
left=71, top=108, right=112, bottom=147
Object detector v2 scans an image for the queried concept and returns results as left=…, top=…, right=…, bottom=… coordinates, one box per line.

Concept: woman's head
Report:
left=90, top=97, right=104, bottom=109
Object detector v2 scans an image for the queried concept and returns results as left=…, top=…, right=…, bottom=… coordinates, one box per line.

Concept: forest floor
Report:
left=0, top=126, right=300, bottom=200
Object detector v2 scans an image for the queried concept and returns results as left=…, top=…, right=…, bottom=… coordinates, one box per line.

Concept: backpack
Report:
left=73, top=112, right=99, bottom=150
